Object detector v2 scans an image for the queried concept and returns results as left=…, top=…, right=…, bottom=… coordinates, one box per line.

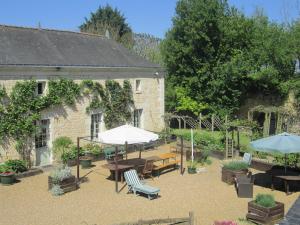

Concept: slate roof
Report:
left=0, top=25, right=160, bottom=68
left=279, top=196, right=300, bottom=225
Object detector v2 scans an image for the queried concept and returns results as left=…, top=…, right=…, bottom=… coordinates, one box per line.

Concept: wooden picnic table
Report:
left=102, top=158, right=146, bottom=183
left=271, top=175, right=300, bottom=195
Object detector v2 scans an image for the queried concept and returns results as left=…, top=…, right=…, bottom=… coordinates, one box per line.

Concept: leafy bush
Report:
left=187, top=160, right=198, bottom=169
left=61, top=146, right=84, bottom=164
left=50, top=184, right=64, bottom=196
left=255, top=194, right=276, bottom=208
left=223, top=161, right=248, bottom=171
left=172, top=129, right=224, bottom=151
left=0, top=164, right=13, bottom=173
left=50, top=166, right=73, bottom=184
left=52, top=136, right=73, bottom=160
left=84, top=143, right=102, bottom=156
left=273, top=153, right=300, bottom=168
left=4, top=159, right=27, bottom=173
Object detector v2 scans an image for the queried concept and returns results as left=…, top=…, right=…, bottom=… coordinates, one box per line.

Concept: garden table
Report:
left=271, top=175, right=300, bottom=195
left=102, top=158, right=146, bottom=183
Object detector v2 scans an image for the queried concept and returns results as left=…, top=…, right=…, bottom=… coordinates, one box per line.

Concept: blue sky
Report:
left=0, top=0, right=299, bottom=38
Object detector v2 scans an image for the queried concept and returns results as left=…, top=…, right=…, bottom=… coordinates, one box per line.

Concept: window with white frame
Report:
left=135, top=79, right=141, bottom=92
left=133, top=109, right=143, bottom=128
left=35, top=119, right=49, bottom=148
left=36, top=81, right=46, bottom=95
left=91, top=113, right=102, bottom=140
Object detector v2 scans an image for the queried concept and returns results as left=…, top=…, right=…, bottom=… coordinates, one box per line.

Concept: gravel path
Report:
left=0, top=146, right=298, bottom=225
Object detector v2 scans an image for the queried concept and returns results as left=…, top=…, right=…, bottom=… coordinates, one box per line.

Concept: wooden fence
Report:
left=111, top=211, right=194, bottom=225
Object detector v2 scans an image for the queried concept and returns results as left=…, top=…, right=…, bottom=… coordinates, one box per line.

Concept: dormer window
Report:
left=36, top=81, right=46, bottom=95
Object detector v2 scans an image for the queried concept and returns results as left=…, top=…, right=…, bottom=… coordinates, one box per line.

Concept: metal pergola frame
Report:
left=76, top=135, right=185, bottom=193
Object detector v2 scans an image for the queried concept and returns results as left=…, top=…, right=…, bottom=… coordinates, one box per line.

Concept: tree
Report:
left=162, top=0, right=297, bottom=116
left=80, top=5, right=134, bottom=48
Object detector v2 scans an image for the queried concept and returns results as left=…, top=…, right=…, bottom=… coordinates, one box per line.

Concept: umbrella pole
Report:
left=115, top=146, right=118, bottom=193
left=139, top=144, right=142, bottom=159
left=125, top=141, right=128, bottom=160
left=285, top=154, right=287, bottom=174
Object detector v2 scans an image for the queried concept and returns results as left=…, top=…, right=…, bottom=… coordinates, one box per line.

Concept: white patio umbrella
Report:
left=98, top=124, right=159, bottom=145
left=98, top=124, right=159, bottom=192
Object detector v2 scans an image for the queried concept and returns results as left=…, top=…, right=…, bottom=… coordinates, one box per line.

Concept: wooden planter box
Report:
left=48, top=175, right=77, bottom=194
left=221, top=167, right=248, bottom=185
left=250, top=159, right=274, bottom=171
left=246, top=201, right=284, bottom=225
left=15, top=168, right=43, bottom=179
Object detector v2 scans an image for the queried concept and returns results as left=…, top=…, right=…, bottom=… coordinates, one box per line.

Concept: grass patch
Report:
left=223, top=161, right=248, bottom=170
left=254, top=194, right=276, bottom=208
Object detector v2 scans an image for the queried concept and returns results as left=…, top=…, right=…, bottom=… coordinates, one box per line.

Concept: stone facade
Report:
left=0, top=66, right=165, bottom=165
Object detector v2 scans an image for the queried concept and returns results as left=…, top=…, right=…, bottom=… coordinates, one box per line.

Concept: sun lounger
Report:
left=124, top=169, right=160, bottom=200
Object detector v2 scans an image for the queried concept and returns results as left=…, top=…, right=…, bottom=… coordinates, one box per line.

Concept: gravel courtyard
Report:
left=0, top=145, right=298, bottom=225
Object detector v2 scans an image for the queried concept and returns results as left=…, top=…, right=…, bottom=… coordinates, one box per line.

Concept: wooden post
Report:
left=125, top=141, right=128, bottom=160
left=211, top=114, right=214, bottom=132
left=189, top=211, right=194, bottom=225
left=225, top=115, right=228, bottom=159
left=76, top=137, right=80, bottom=181
left=199, top=113, right=202, bottom=130
left=115, top=146, right=119, bottom=193
left=237, top=129, right=240, bottom=151
left=178, top=118, right=181, bottom=129
left=139, top=144, right=142, bottom=158
left=184, top=118, right=186, bottom=129
left=180, top=136, right=184, bottom=175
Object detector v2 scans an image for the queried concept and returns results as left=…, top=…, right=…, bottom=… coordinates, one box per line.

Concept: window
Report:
left=135, top=80, right=141, bottom=92
left=36, top=82, right=46, bottom=95
left=35, top=119, right=49, bottom=148
left=91, top=113, right=102, bottom=140
left=133, top=109, right=143, bottom=128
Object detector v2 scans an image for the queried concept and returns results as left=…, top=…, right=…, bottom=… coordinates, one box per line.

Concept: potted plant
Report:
left=246, top=194, right=284, bottom=224
left=187, top=160, right=197, bottom=174
left=80, top=156, right=93, bottom=168
left=83, top=143, right=102, bottom=161
left=52, top=136, right=73, bottom=163
left=0, top=164, right=15, bottom=185
left=48, top=166, right=77, bottom=195
left=221, top=161, right=249, bottom=184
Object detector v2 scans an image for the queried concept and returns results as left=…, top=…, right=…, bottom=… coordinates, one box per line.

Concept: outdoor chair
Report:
left=241, top=153, right=252, bottom=166
left=124, top=169, right=160, bottom=200
left=235, top=172, right=254, bottom=198
left=140, top=160, right=154, bottom=180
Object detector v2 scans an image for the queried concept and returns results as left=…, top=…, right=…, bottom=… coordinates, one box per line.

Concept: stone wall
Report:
left=0, top=66, right=165, bottom=165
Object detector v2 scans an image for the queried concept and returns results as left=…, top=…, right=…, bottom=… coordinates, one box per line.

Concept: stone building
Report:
left=0, top=25, right=165, bottom=166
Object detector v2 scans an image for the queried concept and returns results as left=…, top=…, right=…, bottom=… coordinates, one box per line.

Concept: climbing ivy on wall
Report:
left=0, top=78, right=134, bottom=167
left=82, top=79, right=134, bottom=129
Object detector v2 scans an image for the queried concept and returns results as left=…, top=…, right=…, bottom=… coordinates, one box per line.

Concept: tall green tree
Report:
left=162, top=0, right=297, bottom=116
left=80, top=5, right=134, bottom=48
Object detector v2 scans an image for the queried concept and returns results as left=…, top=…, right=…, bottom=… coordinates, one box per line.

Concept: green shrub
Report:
left=255, top=194, right=276, bottom=208
left=0, top=164, right=13, bottom=173
left=187, top=160, right=198, bottom=169
left=50, top=166, right=73, bottom=183
left=84, top=143, right=102, bottom=156
left=273, top=153, right=300, bottom=167
left=172, top=129, right=224, bottom=151
left=61, top=146, right=84, bottom=164
left=4, top=159, right=27, bottom=173
left=223, top=161, right=248, bottom=171
left=52, top=136, right=73, bottom=160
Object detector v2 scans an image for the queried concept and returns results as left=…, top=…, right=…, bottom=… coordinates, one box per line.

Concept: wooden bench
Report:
left=153, top=153, right=180, bottom=177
